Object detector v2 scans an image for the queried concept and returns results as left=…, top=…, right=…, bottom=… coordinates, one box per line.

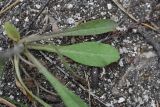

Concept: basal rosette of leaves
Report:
left=0, top=19, right=119, bottom=107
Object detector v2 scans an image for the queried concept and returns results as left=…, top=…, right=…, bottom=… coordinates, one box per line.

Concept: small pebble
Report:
left=88, top=2, right=94, bottom=5
left=67, top=18, right=75, bottom=24
left=17, top=99, right=20, bottom=102
left=151, top=100, right=156, bottom=107
left=119, top=59, right=124, bottom=67
left=129, top=88, right=133, bottom=93
left=122, top=47, right=128, bottom=53
left=100, top=94, right=106, bottom=100
left=66, top=4, right=73, bottom=9
left=57, top=4, right=60, bottom=8
left=132, top=29, right=137, bottom=33
left=143, top=95, right=149, bottom=102
left=107, top=4, right=112, bottom=10
left=0, top=47, right=3, bottom=51
left=35, top=4, right=41, bottom=9
left=24, top=17, right=29, bottom=22
left=101, top=12, right=106, bottom=16
left=9, top=95, right=14, bottom=99
left=7, top=83, right=11, bottom=86
left=118, top=97, right=125, bottom=103
left=0, top=90, right=2, bottom=95
left=15, top=18, right=19, bottom=22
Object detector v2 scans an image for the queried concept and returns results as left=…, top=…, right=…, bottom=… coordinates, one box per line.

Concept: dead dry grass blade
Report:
left=14, top=55, right=51, bottom=107
left=0, top=0, right=21, bottom=17
left=0, top=97, right=16, bottom=107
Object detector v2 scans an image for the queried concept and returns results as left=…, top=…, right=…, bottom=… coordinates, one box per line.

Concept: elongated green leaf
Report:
left=20, top=19, right=117, bottom=43
left=27, top=42, right=120, bottom=67
left=62, top=19, right=117, bottom=36
left=4, top=22, right=20, bottom=42
left=25, top=51, right=88, bottom=107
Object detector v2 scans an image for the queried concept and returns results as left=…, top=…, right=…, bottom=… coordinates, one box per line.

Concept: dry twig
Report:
left=0, top=0, right=21, bottom=17
left=111, top=0, right=159, bottom=31
left=0, top=97, right=16, bottom=107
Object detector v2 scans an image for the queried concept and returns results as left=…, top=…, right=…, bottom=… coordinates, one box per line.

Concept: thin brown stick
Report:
left=0, top=0, right=21, bottom=17
left=111, top=0, right=158, bottom=31
left=0, top=97, right=16, bottom=107
left=20, top=64, right=57, bottom=96
left=1, top=0, right=12, bottom=11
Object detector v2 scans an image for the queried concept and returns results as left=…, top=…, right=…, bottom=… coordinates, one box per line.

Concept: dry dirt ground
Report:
left=0, top=0, right=160, bottom=107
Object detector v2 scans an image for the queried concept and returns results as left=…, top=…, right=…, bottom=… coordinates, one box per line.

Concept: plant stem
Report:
left=14, top=55, right=51, bottom=107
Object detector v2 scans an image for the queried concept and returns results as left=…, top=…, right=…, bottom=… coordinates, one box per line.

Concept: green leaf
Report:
left=25, top=51, right=88, bottom=107
left=62, top=19, right=117, bottom=36
left=20, top=19, right=117, bottom=43
left=27, top=42, right=120, bottom=67
left=4, top=22, right=20, bottom=42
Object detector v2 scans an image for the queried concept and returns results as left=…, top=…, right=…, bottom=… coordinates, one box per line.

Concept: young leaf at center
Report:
left=4, top=22, right=20, bottom=42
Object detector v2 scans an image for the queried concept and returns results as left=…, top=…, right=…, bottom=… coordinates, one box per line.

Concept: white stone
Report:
left=35, top=4, right=41, bottom=9
left=143, top=95, right=149, bottom=102
left=15, top=18, right=19, bottom=22
left=101, top=12, right=106, bottom=16
left=66, top=4, right=73, bottom=9
left=107, top=4, right=112, bottom=10
left=57, top=4, right=60, bottom=8
left=123, top=39, right=131, bottom=43
left=118, top=97, right=125, bottom=103
left=132, top=29, right=137, bottom=33
left=151, top=100, right=156, bottom=107
left=7, top=83, right=11, bottom=86
left=0, top=90, right=2, bottom=95
left=119, top=59, right=124, bottom=67
left=119, top=48, right=123, bottom=54
left=129, top=88, right=133, bottom=93
left=116, top=26, right=127, bottom=31
left=88, top=2, right=94, bottom=5
left=157, top=79, right=160, bottom=84
left=9, top=95, right=14, bottom=99
left=67, top=18, right=75, bottom=24
left=134, top=46, right=137, bottom=52
left=0, top=47, right=2, bottom=51
left=24, top=17, right=29, bottom=22
left=122, top=47, right=128, bottom=53
left=100, top=94, right=106, bottom=100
